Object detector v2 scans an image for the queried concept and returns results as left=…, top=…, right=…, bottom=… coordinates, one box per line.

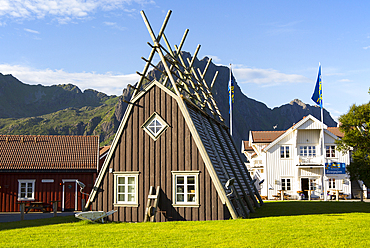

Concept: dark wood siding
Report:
left=0, top=172, right=96, bottom=212
left=91, top=84, right=229, bottom=222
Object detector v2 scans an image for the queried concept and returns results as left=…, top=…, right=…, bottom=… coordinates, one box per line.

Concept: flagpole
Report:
left=229, top=63, right=233, bottom=136
left=320, top=63, right=327, bottom=201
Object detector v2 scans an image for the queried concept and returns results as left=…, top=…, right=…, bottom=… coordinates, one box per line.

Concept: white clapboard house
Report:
left=241, top=115, right=354, bottom=200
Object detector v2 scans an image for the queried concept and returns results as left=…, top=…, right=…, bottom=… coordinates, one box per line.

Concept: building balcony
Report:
left=298, top=156, right=324, bottom=166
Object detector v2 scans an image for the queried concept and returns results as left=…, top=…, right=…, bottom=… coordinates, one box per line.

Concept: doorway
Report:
left=63, top=180, right=77, bottom=211
left=301, top=178, right=309, bottom=199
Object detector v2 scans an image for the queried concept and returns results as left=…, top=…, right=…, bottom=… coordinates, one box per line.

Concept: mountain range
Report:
left=0, top=52, right=337, bottom=149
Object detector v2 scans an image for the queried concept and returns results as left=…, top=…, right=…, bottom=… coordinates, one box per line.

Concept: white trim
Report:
left=62, top=179, right=78, bottom=211
left=41, top=179, right=54, bottom=183
left=17, top=179, right=36, bottom=201
left=264, top=115, right=326, bottom=152
left=280, top=145, right=291, bottom=159
left=113, top=172, right=139, bottom=207
left=142, top=112, right=169, bottom=141
left=172, top=171, right=200, bottom=207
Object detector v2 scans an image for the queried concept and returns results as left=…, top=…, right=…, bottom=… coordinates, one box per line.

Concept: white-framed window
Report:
left=18, top=180, right=35, bottom=201
left=142, top=112, right=169, bottom=141
left=300, top=146, right=316, bottom=157
left=309, top=179, right=317, bottom=190
left=280, top=146, right=290, bottom=159
left=328, top=178, right=336, bottom=189
left=281, top=178, right=291, bottom=191
left=326, top=145, right=336, bottom=158
left=172, top=171, right=199, bottom=207
left=113, top=172, right=139, bottom=206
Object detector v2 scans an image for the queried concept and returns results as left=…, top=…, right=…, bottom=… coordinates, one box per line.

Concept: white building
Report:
left=242, top=115, right=354, bottom=200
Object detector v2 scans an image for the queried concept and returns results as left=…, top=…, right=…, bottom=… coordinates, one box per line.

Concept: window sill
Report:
left=172, top=203, right=200, bottom=208
left=17, top=198, right=35, bottom=201
left=114, top=203, right=139, bottom=207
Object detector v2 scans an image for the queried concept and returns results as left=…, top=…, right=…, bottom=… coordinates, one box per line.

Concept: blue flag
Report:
left=311, top=64, right=322, bottom=108
left=229, top=70, right=235, bottom=113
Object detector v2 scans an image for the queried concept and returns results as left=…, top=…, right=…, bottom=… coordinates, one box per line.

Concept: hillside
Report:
left=0, top=73, right=116, bottom=118
left=0, top=53, right=337, bottom=147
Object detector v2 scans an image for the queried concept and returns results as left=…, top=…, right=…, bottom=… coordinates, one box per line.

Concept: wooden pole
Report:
left=20, top=203, right=25, bottom=221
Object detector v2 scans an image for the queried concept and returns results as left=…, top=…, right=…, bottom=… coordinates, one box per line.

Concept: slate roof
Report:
left=0, top=135, right=99, bottom=170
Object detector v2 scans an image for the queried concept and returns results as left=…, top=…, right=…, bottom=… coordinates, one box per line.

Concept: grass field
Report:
left=1, top=201, right=370, bottom=247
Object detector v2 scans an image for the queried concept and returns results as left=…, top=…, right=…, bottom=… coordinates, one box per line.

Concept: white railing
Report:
left=298, top=156, right=324, bottom=165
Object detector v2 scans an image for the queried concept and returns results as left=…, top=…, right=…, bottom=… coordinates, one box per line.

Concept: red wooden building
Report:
left=0, top=135, right=99, bottom=212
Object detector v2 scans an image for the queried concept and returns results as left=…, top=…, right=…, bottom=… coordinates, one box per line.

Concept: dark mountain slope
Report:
left=0, top=52, right=336, bottom=148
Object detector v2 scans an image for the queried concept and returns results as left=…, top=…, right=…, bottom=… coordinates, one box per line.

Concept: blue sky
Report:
left=0, top=1, right=369, bottom=121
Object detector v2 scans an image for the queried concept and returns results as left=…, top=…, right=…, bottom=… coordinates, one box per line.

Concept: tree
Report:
left=336, top=90, right=370, bottom=187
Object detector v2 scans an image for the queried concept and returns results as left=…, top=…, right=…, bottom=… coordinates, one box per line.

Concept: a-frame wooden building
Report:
left=85, top=10, right=263, bottom=222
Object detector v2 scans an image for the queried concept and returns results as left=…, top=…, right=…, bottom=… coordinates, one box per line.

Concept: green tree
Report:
left=336, top=90, right=370, bottom=187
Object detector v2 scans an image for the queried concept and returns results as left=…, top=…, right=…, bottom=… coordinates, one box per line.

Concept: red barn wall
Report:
left=0, top=172, right=96, bottom=212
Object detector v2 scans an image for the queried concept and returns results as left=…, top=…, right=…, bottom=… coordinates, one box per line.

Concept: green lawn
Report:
left=1, top=201, right=370, bottom=247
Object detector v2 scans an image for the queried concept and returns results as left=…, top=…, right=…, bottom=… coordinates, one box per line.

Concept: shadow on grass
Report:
left=250, top=201, right=370, bottom=219
left=0, top=215, right=80, bottom=231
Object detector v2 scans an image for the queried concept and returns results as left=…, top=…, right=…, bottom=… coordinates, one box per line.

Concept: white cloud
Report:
left=363, top=46, right=370, bottom=50
left=205, top=55, right=221, bottom=63
left=0, top=0, right=154, bottom=24
left=338, top=79, right=352, bottom=83
left=0, top=64, right=140, bottom=96
left=103, top=21, right=126, bottom=31
left=24, top=28, right=39, bottom=34
left=233, top=66, right=311, bottom=86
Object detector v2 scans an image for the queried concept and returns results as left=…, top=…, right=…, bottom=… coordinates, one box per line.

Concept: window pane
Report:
left=27, top=193, right=32, bottom=198
left=188, top=185, right=195, bottom=193
left=188, top=194, right=195, bottom=202
left=118, top=185, right=125, bottom=193
left=281, top=147, right=285, bottom=158
left=177, top=186, right=184, bottom=193
left=128, top=177, right=135, bottom=184
left=177, top=176, right=184, bottom=184
left=21, top=193, right=26, bottom=198
left=21, top=188, right=26, bottom=193
left=177, top=194, right=184, bottom=202
left=127, top=194, right=135, bottom=202
left=187, top=176, right=195, bottom=184
left=118, top=194, right=125, bottom=201
left=154, top=120, right=161, bottom=127
left=128, top=185, right=135, bottom=193
left=118, top=177, right=125, bottom=184
left=155, top=126, right=161, bottom=133
left=286, top=147, right=289, bottom=158
left=21, top=183, right=26, bottom=188
left=147, top=118, right=164, bottom=136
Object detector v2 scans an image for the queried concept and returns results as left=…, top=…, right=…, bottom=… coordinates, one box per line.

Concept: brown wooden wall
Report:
left=91, top=84, right=230, bottom=222
left=0, top=172, right=96, bottom=212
